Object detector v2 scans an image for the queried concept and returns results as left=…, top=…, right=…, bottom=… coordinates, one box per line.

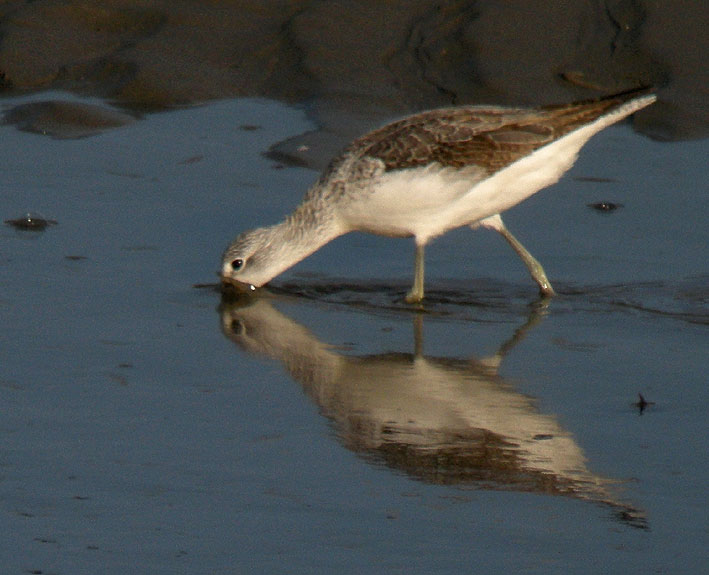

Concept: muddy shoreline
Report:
left=1, top=1, right=706, bottom=167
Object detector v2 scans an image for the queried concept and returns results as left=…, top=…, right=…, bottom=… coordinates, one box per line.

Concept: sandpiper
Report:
left=222, top=88, right=656, bottom=302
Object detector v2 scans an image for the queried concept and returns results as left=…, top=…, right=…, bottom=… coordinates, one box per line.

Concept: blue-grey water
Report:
left=1, top=94, right=707, bottom=574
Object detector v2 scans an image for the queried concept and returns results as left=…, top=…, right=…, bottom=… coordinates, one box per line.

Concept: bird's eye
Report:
left=231, top=258, right=244, bottom=271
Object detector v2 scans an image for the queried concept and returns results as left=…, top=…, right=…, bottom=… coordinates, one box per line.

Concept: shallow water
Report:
left=1, top=95, right=707, bottom=574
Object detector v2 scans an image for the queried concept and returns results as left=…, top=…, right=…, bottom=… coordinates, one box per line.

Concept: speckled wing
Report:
left=352, top=95, right=636, bottom=176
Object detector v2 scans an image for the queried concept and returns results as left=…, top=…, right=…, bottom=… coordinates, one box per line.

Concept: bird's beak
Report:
left=220, top=276, right=257, bottom=296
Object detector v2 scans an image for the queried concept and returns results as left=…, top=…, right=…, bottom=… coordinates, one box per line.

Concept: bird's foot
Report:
left=404, top=289, right=424, bottom=304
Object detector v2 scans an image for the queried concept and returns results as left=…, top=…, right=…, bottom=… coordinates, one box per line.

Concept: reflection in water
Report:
left=220, top=294, right=646, bottom=529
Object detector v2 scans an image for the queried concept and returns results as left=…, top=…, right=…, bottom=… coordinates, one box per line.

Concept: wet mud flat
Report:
left=0, top=1, right=707, bottom=154
left=1, top=2, right=708, bottom=573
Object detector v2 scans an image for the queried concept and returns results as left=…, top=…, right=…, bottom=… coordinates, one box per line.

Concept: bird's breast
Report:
left=338, top=163, right=487, bottom=241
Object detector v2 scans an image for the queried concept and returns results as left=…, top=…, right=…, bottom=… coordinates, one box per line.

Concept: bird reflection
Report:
left=219, top=293, right=646, bottom=529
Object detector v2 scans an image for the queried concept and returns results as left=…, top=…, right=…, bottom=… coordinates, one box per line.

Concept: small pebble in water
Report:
left=634, top=393, right=655, bottom=414
left=587, top=201, right=623, bottom=212
left=4, top=212, right=57, bottom=230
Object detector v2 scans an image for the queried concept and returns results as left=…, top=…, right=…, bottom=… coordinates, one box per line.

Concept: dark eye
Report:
left=231, top=258, right=244, bottom=271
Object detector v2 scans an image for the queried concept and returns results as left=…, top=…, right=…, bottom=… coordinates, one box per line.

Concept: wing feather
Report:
left=321, top=89, right=652, bottom=186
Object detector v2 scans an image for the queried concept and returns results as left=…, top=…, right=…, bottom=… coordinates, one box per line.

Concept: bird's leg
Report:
left=405, top=243, right=426, bottom=303
left=476, top=214, right=556, bottom=297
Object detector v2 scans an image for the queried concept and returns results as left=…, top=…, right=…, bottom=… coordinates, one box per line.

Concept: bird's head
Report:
left=220, top=224, right=295, bottom=292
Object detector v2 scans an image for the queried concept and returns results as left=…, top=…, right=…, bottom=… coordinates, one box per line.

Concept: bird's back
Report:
left=322, top=88, right=655, bottom=185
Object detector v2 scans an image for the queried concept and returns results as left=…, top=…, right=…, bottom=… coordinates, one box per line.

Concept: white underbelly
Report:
left=339, top=163, right=485, bottom=238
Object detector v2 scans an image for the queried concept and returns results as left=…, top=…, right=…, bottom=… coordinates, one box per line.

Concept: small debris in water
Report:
left=178, top=154, right=204, bottom=165
left=4, top=212, right=57, bottom=230
left=634, top=393, right=655, bottom=414
left=587, top=201, right=623, bottom=212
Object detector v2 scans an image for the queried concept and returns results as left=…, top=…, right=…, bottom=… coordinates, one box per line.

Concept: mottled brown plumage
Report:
left=337, top=95, right=636, bottom=175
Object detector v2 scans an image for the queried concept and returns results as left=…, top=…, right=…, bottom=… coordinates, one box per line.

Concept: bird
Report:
left=221, top=88, right=656, bottom=303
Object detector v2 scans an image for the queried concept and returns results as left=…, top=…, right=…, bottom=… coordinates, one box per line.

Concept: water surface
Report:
left=1, top=95, right=707, bottom=574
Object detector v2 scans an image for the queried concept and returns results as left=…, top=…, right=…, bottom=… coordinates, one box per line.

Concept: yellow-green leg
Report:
left=405, top=243, right=426, bottom=303
left=477, top=214, right=556, bottom=297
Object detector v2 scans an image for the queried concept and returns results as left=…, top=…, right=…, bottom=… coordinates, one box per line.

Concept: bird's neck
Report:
left=268, top=194, right=345, bottom=274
